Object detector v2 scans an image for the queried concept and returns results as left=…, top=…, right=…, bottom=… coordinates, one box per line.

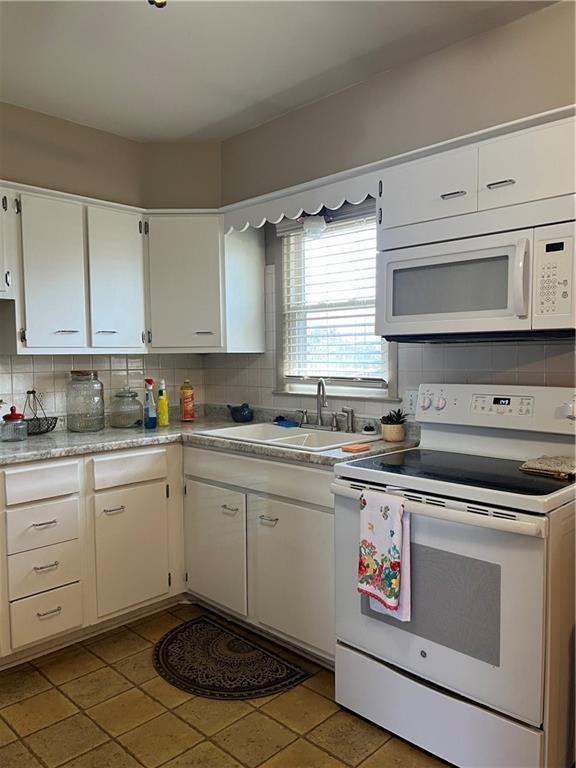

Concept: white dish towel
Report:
left=357, top=490, right=411, bottom=622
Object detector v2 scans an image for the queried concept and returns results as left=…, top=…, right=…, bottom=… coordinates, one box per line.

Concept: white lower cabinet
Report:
left=248, top=495, right=335, bottom=656
left=10, top=583, right=83, bottom=650
left=94, top=481, right=170, bottom=618
left=184, top=481, right=247, bottom=616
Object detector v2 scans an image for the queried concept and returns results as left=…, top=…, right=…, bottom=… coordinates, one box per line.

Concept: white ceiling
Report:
left=0, top=0, right=552, bottom=142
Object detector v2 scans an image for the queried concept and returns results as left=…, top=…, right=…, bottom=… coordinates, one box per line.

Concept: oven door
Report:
left=333, top=481, right=546, bottom=726
left=376, top=229, right=533, bottom=337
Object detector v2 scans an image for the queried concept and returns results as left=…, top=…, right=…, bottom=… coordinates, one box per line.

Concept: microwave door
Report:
left=376, top=229, right=533, bottom=337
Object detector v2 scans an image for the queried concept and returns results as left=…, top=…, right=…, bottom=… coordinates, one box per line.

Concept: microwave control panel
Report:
left=532, top=227, right=575, bottom=329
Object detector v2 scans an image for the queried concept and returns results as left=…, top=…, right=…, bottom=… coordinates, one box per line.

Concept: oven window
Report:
left=392, top=255, right=509, bottom=316
left=361, top=544, right=501, bottom=665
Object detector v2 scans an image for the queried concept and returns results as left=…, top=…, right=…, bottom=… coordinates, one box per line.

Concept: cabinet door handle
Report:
left=95, top=330, right=118, bottom=335
left=4, top=270, right=10, bottom=287
left=55, top=329, right=80, bottom=334
left=194, top=331, right=215, bottom=335
left=440, top=190, right=466, bottom=200
left=221, top=504, right=239, bottom=515
left=103, top=505, right=125, bottom=515
left=37, top=606, right=62, bottom=619
left=486, top=178, right=516, bottom=190
left=259, top=515, right=279, bottom=526
left=32, top=519, right=58, bottom=529
left=33, top=561, right=60, bottom=573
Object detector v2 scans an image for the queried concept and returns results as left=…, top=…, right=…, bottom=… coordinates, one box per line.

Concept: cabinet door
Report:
left=94, top=481, right=169, bottom=617
left=0, top=190, right=8, bottom=294
left=248, top=495, right=334, bottom=655
left=379, top=147, right=478, bottom=229
left=21, top=195, right=86, bottom=347
left=87, top=207, right=145, bottom=348
left=148, top=215, right=223, bottom=348
left=184, top=480, right=247, bottom=615
left=478, top=120, right=576, bottom=211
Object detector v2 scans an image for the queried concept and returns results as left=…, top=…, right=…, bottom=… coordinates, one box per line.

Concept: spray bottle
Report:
left=157, top=378, right=170, bottom=427
left=144, top=378, right=157, bottom=430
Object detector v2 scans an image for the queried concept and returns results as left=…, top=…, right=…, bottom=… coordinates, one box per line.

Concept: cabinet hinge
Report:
left=184, top=483, right=187, bottom=496
left=139, top=220, right=143, bottom=234
left=1, top=196, right=7, bottom=212
left=14, top=198, right=21, bottom=214
left=19, top=328, right=27, bottom=343
left=168, top=572, right=172, bottom=587
left=144, top=221, right=149, bottom=235
left=147, top=330, right=152, bottom=344
left=166, top=484, right=170, bottom=499
left=185, top=571, right=188, bottom=583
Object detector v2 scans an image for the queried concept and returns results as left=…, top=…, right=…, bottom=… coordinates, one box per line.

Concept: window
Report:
left=279, top=209, right=394, bottom=396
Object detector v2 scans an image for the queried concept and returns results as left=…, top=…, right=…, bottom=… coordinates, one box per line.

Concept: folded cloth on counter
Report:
left=519, top=455, right=576, bottom=480
left=357, top=490, right=411, bottom=622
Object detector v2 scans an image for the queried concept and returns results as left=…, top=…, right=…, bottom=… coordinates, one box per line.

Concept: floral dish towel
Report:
left=357, top=490, right=411, bottom=622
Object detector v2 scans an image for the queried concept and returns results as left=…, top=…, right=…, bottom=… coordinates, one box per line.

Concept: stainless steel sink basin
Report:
left=197, top=423, right=379, bottom=452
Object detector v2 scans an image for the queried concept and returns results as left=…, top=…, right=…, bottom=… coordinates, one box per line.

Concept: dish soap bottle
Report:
left=144, top=378, right=157, bottom=430
left=157, top=379, right=170, bottom=427
left=180, top=379, right=194, bottom=422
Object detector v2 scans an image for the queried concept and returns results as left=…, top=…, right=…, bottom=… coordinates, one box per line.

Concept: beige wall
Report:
left=0, top=103, right=144, bottom=206
left=142, top=141, right=221, bottom=209
left=221, top=2, right=576, bottom=204
left=0, top=102, right=222, bottom=208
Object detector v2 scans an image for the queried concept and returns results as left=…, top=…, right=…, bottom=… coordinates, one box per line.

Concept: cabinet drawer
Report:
left=4, top=460, right=80, bottom=506
left=6, top=498, right=79, bottom=555
left=378, top=147, right=478, bottom=230
left=478, top=120, right=576, bottom=211
left=92, top=448, right=167, bottom=490
left=10, top=582, right=83, bottom=650
left=8, top=540, right=81, bottom=601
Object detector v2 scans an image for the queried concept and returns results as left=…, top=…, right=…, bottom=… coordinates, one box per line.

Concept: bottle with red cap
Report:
left=144, top=378, right=157, bottom=430
left=1, top=406, right=28, bottom=442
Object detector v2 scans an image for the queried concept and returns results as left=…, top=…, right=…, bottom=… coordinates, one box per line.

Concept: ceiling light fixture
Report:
left=148, top=0, right=167, bottom=8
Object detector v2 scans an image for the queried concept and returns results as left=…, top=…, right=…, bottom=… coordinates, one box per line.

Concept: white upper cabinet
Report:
left=148, top=214, right=223, bottom=349
left=147, top=215, right=265, bottom=353
left=87, top=207, right=145, bottom=348
left=478, top=120, right=576, bottom=210
left=379, top=147, right=478, bottom=229
left=20, top=195, right=87, bottom=348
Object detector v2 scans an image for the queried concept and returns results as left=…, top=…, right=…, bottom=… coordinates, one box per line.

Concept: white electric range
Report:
left=332, top=385, right=575, bottom=768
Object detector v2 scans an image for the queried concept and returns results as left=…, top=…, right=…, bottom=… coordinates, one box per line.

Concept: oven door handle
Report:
left=330, top=482, right=547, bottom=538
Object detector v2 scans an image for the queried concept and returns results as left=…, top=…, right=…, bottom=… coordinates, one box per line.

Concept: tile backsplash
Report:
left=0, top=264, right=573, bottom=424
left=0, top=353, right=205, bottom=418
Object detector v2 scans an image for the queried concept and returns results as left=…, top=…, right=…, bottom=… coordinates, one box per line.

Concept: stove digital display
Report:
left=493, top=397, right=511, bottom=405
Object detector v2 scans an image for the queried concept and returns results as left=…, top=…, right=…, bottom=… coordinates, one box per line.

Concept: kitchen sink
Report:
left=197, top=423, right=380, bottom=452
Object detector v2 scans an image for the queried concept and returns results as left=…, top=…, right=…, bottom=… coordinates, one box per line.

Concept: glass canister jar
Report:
left=1, top=406, right=28, bottom=442
left=110, top=387, right=143, bottom=429
left=66, top=371, right=105, bottom=433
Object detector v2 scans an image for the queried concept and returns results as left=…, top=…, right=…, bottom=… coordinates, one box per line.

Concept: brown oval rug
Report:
left=153, top=616, right=310, bottom=699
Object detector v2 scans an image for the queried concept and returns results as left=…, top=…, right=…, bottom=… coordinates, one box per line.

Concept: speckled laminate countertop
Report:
left=0, top=418, right=417, bottom=468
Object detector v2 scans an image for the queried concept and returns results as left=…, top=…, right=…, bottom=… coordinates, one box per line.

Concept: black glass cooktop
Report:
left=346, top=449, right=573, bottom=496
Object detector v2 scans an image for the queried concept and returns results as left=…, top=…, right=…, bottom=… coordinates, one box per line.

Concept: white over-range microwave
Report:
left=376, top=220, right=575, bottom=342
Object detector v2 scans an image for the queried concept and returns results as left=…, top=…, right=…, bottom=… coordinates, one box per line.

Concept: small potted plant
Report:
left=380, top=408, right=408, bottom=442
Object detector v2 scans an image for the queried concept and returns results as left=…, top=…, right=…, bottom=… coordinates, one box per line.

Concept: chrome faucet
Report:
left=316, top=378, right=328, bottom=426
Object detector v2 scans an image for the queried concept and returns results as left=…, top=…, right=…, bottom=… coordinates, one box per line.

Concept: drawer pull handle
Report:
left=221, top=504, right=239, bottom=515
left=37, top=606, right=62, bottom=619
left=33, top=561, right=60, bottom=573
left=103, top=505, right=126, bottom=515
left=440, top=190, right=466, bottom=200
left=32, top=519, right=58, bottom=529
left=259, top=515, right=279, bottom=526
left=55, top=329, right=80, bottom=334
left=486, top=178, right=516, bottom=190
left=194, top=331, right=215, bottom=335
left=95, top=330, right=118, bottom=335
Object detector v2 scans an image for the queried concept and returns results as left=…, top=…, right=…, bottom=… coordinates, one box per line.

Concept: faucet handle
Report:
left=296, top=409, right=309, bottom=425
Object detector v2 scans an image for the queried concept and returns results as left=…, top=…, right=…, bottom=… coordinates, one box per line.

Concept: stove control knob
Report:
left=421, top=396, right=432, bottom=411
left=435, top=397, right=447, bottom=411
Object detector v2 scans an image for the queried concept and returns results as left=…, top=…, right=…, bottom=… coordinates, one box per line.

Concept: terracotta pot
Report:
left=381, top=423, right=406, bottom=442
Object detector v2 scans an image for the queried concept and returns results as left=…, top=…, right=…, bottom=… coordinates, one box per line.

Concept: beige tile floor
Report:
left=0, top=604, right=449, bottom=767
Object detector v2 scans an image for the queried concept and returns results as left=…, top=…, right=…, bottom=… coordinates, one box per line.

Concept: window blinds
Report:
left=282, top=215, right=387, bottom=383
